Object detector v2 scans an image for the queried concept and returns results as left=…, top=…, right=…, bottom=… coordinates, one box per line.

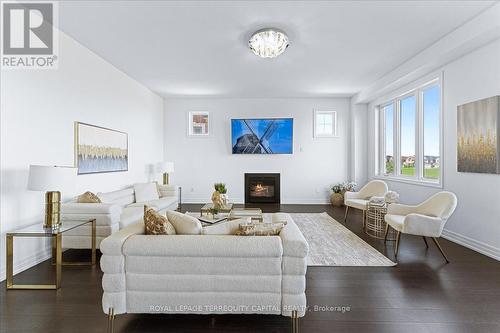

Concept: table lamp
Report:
left=27, top=165, right=77, bottom=229
left=157, top=162, right=174, bottom=185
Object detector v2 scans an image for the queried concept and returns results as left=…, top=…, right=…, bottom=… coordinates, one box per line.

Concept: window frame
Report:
left=376, top=77, right=443, bottom=188
left=313, top=110, right=338, bottom=138
left=397, top=91, right=418, bottom=178
left=380, top=102, right=395, bottom=175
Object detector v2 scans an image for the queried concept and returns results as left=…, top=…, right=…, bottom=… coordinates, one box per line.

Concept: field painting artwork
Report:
left=75, top=122, right=128, bottom=174
left=457, top=96, right=500, bottom=174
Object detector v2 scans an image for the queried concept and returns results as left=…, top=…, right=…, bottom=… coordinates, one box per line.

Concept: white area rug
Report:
left=264, top=212, right=396, bottom=267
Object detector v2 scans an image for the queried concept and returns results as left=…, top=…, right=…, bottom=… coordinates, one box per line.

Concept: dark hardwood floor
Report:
left=2, top=204, right=500, bottom=333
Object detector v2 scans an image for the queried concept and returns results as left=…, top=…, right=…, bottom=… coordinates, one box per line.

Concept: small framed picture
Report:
left=188, top=111, right=210, bottom=136
left=314, top=110, right=338, bottom=138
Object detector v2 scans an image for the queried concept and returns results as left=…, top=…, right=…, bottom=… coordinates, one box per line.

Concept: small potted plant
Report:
left=343, top=181, right=356, bottom=193
left=209, top=207, right=220, bottom=219
left=330, top=181, right=356, bottom=207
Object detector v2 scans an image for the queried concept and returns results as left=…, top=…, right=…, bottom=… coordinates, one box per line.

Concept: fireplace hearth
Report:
left=245, top=173, right=280, bottom=204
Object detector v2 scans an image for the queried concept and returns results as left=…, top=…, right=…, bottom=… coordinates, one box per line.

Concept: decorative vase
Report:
left=330, top=192, right=344, bottom=207
left=384, top=191, right=399, bottom=204
left=211, top=191, right=223, bottom=208
left=220, top=193, right=228, bottom=206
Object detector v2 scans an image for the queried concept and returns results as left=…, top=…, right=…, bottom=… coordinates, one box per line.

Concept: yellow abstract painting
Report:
left=457, top=96, right=499, bottom=174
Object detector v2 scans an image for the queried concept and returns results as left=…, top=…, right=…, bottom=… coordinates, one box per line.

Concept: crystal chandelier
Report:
left=248, top=28, right=289, bottom=58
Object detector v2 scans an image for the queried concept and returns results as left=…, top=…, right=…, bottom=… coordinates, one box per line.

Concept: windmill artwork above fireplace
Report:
left=244, top=173, right=281, bottom=204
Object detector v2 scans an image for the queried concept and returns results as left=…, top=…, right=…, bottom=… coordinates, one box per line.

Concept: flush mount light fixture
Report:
left=248, top=28, right=289, bottom=58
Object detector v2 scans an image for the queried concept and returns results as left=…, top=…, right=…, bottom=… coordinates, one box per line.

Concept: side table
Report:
left=6, top=219, right=96, bottom=290
left=365, top=202, right=395, bottom=240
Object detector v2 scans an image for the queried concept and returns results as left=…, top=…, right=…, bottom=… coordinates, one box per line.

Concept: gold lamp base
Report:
left=45, top=191, right=61, bottom=229
left=163, top=173, right=170, bottom=185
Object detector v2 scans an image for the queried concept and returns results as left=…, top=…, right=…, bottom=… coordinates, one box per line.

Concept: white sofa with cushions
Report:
left=100, top=212, right=309, bottom=323
left=61, top=183, right=179, bottom=249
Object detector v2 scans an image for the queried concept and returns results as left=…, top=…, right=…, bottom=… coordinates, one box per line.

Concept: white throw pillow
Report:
left=166, top=210, right=202, bottom=235
left=134, top=183, right=159, bottom=203
left=202, top=218, right=251, bottom=235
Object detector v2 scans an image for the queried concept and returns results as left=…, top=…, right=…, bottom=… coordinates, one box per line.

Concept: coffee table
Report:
left=200, top=203, right=233, bottom=215
left=229, top=208, right=263, bottom=223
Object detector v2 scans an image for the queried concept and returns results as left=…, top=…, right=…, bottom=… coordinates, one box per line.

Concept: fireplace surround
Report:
left=244, top=173, right=280, bottom=204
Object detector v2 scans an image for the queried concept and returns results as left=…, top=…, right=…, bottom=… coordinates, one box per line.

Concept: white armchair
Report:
left=344, top=180, right=388, bottom=227
left=384, top=191, right=458, bottom=263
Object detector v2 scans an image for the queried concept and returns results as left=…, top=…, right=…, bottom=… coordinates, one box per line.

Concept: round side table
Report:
left=365, top=202, right=396, bottom=241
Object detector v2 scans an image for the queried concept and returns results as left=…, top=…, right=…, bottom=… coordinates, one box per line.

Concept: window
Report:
left=422, top=85, right=440, bottom=179
left=314, top=111, right=337, bottom=137
left=399, top=95, right=416, bottom=176
left=378, top=79, right=441, bottom=184
left=382, top=104, right=394, bottom=174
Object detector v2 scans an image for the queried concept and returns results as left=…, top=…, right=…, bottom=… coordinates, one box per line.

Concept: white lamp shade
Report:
left=27, top=165, right=77, bottom=192
left=157, top=162, right=174, bottom=173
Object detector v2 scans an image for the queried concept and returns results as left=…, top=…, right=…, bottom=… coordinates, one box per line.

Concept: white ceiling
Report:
left=58, top=1, right=496, bottom=98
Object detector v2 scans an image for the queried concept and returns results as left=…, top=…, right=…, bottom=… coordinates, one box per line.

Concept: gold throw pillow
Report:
left=77, top=191, right=101, bottom=203
left=236, top=222, right=285, bottom=236
left=144, top=205, right=176, bottom=235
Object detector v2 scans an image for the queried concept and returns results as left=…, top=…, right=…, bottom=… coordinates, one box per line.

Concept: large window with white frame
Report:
left=378, top=78, right=441, bottom=184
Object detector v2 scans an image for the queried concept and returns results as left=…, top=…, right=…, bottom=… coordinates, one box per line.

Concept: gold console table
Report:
left=6, top=219, right=96, bottom=290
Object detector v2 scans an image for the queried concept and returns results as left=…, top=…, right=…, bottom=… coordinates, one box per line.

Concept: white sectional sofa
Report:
left=100, top=212, right=309, bottom=324
left=61, top=184, right=179, bottom=249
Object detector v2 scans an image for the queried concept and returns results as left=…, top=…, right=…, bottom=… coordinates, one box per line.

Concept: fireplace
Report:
left=245, top=173, right=280, bottom=204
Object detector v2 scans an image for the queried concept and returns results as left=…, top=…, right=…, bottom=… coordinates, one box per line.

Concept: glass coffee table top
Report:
left=229, top=208, right=263, bottom=222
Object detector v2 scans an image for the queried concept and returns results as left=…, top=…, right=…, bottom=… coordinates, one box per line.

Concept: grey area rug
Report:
left=264, top=212, right=396, bottom=267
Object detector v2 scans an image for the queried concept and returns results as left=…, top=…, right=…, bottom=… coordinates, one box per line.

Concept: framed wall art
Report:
left=188, top=111, right=210, bottom=136
left=457, top=96, right=499, bottom=174
left=75, top=122, right=128, bottom=174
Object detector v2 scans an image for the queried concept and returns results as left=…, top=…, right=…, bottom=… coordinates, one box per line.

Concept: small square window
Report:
left=314, top=110, right=337, bottom=137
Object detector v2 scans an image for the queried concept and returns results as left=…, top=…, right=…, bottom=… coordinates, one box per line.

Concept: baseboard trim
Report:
left=442, top=229, right=500, bottom=261
left=181, top=197, right=331, bottom=205
left=181, top=197, right=245, bottom=204
left=0, top=246, right=52, bottom=282
left=282, top=199, right=331, bottom=205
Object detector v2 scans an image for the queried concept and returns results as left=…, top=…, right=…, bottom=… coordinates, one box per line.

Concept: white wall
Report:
left=164, top=98, right=351, bottom=204
left=0, top=31, right=164, bottom=280
left=354, top=2, right=500, bottom=104
left=366, top=39, right=500, bottom=260
left=349, top=101, right=368, bottom=186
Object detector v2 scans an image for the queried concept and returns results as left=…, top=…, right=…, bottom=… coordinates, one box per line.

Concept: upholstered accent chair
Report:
left=384, top=191, right=458, bottom=263
left=344, top=180, right=388, bottom=227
